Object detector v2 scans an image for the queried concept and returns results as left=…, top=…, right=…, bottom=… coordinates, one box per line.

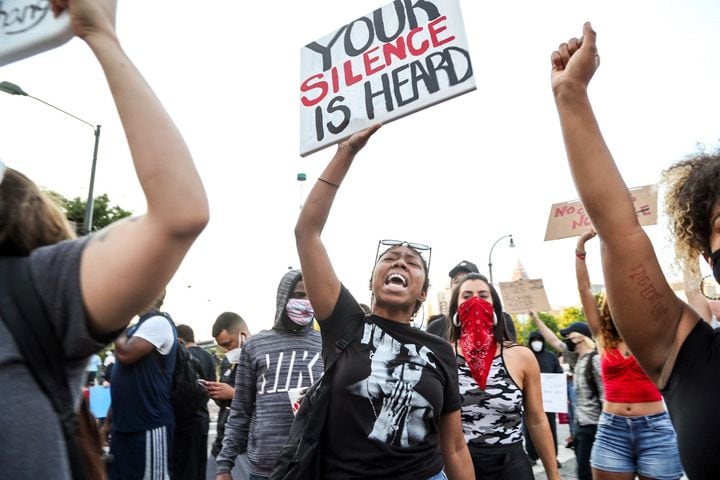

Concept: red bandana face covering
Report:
left=457, top=296, right=497, bottom=389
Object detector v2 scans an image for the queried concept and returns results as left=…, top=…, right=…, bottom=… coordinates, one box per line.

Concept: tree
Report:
left=48, top=191, right=132, bottom=233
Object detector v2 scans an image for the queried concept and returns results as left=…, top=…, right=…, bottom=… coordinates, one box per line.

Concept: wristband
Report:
left=575, top=249, right=586, bottom=260
left=318, top=177, right=340, bottom=188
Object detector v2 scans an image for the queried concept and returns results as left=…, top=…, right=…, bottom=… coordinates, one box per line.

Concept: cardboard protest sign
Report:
left=544, top=184, right=658, bottom=241
left=299, top=0, right=476, bottom=156
left=540, top=373, right=567, bottom=413
left=498, top=279, right=551, bottom=314
left=0, top=1, right=73, bottom=67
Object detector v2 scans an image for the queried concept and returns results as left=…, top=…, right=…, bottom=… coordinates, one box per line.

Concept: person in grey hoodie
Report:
left=215, top=270, right=323, bottom=480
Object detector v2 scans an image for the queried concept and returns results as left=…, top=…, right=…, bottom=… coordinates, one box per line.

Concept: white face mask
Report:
left=225, top=347, right=241, bottom=364
left=286, top=298, right=315, bottom=326
left=530, top=341, right=543, bottom=353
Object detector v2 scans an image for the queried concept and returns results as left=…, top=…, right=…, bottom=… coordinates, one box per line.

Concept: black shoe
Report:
left=557, top=460, right=562, bottom=469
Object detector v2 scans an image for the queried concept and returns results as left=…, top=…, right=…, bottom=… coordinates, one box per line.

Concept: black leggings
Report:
left=468, top=441, right=533, bottom=480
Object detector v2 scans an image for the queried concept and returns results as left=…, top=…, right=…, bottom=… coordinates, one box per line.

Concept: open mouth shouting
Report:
left=385, top=272, right=408, bottom=292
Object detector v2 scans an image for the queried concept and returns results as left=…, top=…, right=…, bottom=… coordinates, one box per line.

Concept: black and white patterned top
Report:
left=457, top=354, right=524, bottom=446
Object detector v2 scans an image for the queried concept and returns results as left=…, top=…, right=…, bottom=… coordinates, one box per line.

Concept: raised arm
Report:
left=528, top=310, right=564, bottom=352
left=58, top=0, right=209, bottom=337
left=575, top=229, right=601, bottom=339
left=551, top=23, right=692, bottom=386
left=294, top=125, right=381, bottom=320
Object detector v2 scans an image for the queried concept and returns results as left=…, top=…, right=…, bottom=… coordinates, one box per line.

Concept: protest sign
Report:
left=0, top=1, right=73, bottom=67
left=544, top=184, right=658, bottom=241
left=540, top=373, right=567, bottom=413
left=498, top=278, right=551, bottom=314
left=299, top=0, right=476, bottom=156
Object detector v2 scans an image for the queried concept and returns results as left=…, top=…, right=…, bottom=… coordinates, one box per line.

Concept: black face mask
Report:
left=564, top=338, right=577, bottom=352
left=711, top=249, right=720, bottom=284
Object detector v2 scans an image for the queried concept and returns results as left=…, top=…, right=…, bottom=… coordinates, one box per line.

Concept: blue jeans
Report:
left=591, top=411, right=684, bottom=480
left=248, top=475, right=268, bottom=480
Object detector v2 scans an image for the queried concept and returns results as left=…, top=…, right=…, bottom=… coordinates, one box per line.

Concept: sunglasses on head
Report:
left=374, top=239, right=432, bottom=272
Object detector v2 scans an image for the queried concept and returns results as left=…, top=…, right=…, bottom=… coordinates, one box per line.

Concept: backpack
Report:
left=270, top=318, right=360, bottom=480
left=584, top=350, right=600, bottom=400
left=171, top=341, right=208, bottom=421
left=148, top=312, right=208, bottom=422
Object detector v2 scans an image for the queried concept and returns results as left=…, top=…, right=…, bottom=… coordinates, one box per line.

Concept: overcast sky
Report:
left=2, top=0, right=719, bottom=339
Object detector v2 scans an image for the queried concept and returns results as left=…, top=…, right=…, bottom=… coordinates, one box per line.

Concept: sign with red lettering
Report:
left=299, top=0, right=476, bottom=156
left=0, top=1, right=73, bottom=67
left=498, top=279, right=551, bottom=314
left=544, top=185, right=658, bottom=241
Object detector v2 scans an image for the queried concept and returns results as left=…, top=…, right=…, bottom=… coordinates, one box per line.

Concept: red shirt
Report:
left=601, top=348, right=661, bottom=403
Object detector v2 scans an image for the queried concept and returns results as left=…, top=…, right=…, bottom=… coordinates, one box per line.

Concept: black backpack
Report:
left=171, top=341, right=208, bottom=420
left=270, top=318, right=360, bottom=480
left=148, top=312, right=208, bottom=421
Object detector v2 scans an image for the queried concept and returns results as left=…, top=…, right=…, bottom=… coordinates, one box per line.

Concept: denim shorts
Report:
left=590, top=411, right=684, bottom=479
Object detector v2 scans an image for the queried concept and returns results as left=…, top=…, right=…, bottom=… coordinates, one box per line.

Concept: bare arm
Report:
left=294, top=125, right=381, bottom=320
left=54, top=0, right=209, bottom=338
left=576, top=229, right=602, bottom=339
left=528, top=310, right=564, bottom=351
left=551, top=23, right=692, bottom=386
left=521, top=351, right=560, bottom=480
left=438, top=410, right=474, bottom=480
left=113, top=333, right=155, bottom=365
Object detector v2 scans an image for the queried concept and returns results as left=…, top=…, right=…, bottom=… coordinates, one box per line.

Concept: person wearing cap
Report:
left=427, top=261, right=517, bottom=342
left=529, top=312, right=602, bottom=480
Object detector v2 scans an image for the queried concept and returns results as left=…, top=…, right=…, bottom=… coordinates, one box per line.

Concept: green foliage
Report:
left=514, top=306, right=587, bottom=354
left=48, top=191, right=132, bottom=233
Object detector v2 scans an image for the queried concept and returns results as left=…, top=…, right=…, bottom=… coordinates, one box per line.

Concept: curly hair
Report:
left=597, top=294, right=623, bottom=351
left=662, top=150, right=720, bottom=276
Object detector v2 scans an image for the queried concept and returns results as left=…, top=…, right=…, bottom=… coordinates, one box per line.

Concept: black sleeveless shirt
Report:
left=662, top=320, right=720, bottom=479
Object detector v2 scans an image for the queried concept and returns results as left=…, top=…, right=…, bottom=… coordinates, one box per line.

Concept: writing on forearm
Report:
left=628, top=264, right=668, bottom=318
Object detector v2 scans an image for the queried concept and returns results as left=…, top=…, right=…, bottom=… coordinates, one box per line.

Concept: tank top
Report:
left=601, top=348, right=661, bottom=403
left=457, top=354, right=523, bottom=446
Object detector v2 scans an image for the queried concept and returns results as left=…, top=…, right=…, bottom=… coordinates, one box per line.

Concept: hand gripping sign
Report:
left=299, top=0, right=476, bottom=156
left=0, top=1, right=73, bottom=67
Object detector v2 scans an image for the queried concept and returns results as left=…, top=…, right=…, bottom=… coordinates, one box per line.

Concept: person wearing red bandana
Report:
left=446, top=273, right=559, bottom=480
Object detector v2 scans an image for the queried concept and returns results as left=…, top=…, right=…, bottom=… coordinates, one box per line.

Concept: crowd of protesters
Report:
left=2, top=3, right=717, bottom=479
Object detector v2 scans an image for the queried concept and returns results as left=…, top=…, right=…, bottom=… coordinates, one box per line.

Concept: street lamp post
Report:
left=488, top=234, right=515, bottom=285
left=0, top=80, right=101, bottom=235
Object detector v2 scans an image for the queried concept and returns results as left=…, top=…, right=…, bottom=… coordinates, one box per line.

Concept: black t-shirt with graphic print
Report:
left=320, top=285, right=461, bottom=479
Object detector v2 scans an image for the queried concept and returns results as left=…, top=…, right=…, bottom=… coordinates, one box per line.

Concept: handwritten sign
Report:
left=498, top=279, right=551, bottom=314
left=299, top=0, right=476, bottom=156
left=0, top=1, right=73, bottom=67
left=544, top=184, right=658, bottom=241
left=540, top=373, right=567, bottom=413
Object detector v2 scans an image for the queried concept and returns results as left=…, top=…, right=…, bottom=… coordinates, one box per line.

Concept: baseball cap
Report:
left=560, top=322, right=593, bottom=339
left=448, top=260, right=479, bottom=278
